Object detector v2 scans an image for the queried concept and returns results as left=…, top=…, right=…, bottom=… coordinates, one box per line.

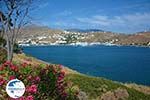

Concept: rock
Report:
left=100, top=88, right=129, bottom=100
left=114, top=88, right=129, bottom=100
left=77, top=91, right=88, bottom=100
left=100, top=91, right=116, bottom=100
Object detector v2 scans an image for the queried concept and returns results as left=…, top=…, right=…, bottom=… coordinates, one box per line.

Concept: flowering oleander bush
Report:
left=0, top=61, right=78, bottom=100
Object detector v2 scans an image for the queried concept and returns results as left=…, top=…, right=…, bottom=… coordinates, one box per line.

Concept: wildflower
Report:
left=10, top=65, right=18, bottom=72
left=19, top=75, right=23, bottom=80
left=27, top=75, right=32, bottom=80
left=60, top=71, right=65, bottom=76
left=35, top=76, right=40, bottom=82
left=9, top=75, right=16, bottom=80
left=0, top=77, right=6, bottom=86
left=0, top=66, right=4, bottom=71
left=57, top=77, right=63, bottom=82
left=27, top=76, right=40, bottom=84
left=3, top=61, right=12, bottom=66
left=62, top=92, right=67, bottom=97
left=19, top=96, right=25, bottom=100
left=26, top=95, right=34, bottom=100
left=21, top=62, right=28, bottom=67
left=40, top=69, right=47, bottom=75
left=59, top=71, right=65, bottom=79
left=26, top=85, right=37, bottom=94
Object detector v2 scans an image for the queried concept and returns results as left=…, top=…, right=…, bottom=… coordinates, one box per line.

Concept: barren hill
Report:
left=17, top=25, right=150, bottom=46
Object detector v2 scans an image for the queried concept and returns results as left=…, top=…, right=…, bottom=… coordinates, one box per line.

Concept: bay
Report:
left=23, top=45, right=150, bottom=85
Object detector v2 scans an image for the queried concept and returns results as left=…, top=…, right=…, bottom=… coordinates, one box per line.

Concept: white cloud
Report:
left=122, top=13, right=150, bottom=25
left=77, top=12, right=150, bottom=28
left=77, top=15, right=110, bottom=26
left=55, top=10, right=72, bottom=16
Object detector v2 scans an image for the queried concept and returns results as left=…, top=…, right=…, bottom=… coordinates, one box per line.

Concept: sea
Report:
left=23, top=45, right=150, bottom=85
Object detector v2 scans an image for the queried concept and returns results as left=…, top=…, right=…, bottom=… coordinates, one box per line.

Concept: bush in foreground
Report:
left=0, top=61, right=78, bottom=100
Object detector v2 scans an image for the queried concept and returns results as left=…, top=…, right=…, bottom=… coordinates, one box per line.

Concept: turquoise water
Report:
left=23, top=45, right=150, bottom=85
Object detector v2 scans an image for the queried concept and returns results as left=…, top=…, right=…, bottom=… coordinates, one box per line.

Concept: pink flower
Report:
left=60, top=71, right=65, bottom=76
left=19, top=96, right=25, bottom=100
left=26, top=95, right=34, bottom=100
left=9, top=76, right=16, bottom=80
left=3, top=61, right=12, bottom=66
left=21, top=62, right=28, bottom=67
left=10, top=65, right=18, bottom=72
left=57, top=77, right=63, bottom=81
left=27, top=75, right=32, bottom=80
left=59, top=71, right=65, bottom=79
left=0, top=66, right=4, bottom=71
left=0, top=77, right=6, bottom=86
left=26, top=85, right=37, bottom=94
left=35, top=76, right=40, bottom=82
left=27, top=76, right=40, bottom=83
left=63, top=92, right=67, bottom=97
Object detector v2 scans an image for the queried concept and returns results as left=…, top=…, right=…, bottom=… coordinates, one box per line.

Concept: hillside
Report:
left=117, top=32, right=150, bottom=46
left=17, top=25, right=150, bottom=46
left=65, top=29, right=104, bottom=33
left=20, top=25, right=63, bottom=37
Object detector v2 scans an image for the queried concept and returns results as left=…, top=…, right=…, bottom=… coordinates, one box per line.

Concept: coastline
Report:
left=19, top=43, right=150, bottom=48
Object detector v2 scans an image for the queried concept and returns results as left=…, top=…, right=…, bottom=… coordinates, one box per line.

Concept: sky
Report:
left=31, top=0, right=150, bottom=33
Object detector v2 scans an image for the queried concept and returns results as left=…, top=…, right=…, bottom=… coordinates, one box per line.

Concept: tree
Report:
left=0, top=11, right=6, bottom=46
left=0, top=0, right=32, bottom=61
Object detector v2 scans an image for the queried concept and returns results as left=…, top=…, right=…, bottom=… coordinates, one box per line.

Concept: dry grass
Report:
left=125, top=83, right=150, bottom=95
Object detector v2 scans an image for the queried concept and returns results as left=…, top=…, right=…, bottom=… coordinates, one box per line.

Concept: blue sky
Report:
left=31, top=0, right=150, bottom=33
